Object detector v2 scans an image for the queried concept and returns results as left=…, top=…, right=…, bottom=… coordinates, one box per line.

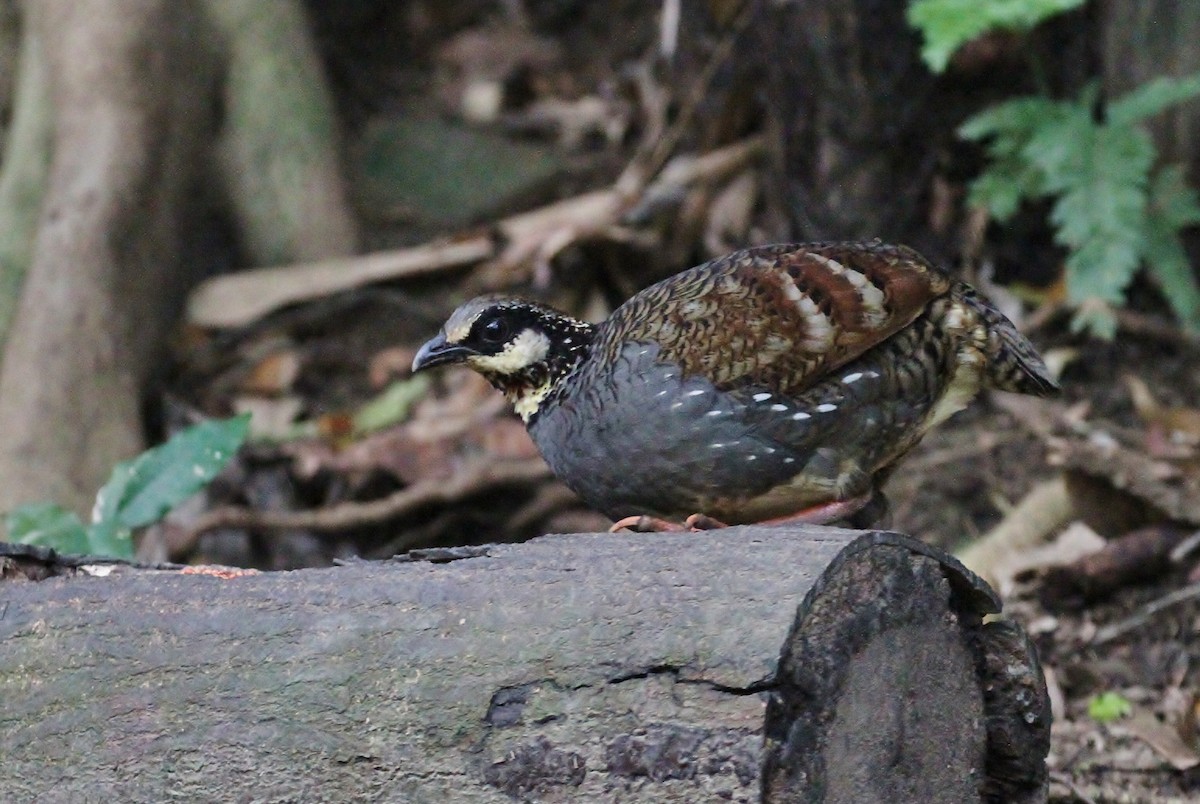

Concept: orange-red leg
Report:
left=610, top=492, right=877, bottom=533
left=755, top=493, right=875, bottom=527
left=609, top=515, right=688, bottom=533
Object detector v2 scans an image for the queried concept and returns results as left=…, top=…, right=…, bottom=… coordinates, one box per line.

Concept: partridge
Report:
left=412, top=241, right=1058, bottom=530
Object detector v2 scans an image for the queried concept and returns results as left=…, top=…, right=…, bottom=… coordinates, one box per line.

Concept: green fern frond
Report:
left=908, top=0, right=1086, bottom=72
left=959, top=74, right=1200, bottom=337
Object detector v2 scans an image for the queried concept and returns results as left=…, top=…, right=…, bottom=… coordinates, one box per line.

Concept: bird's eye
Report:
left=479, top=316, right=510, bottom=345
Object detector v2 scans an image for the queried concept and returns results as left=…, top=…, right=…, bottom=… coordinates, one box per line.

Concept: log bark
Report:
left=0, top=527, right=1048, bottom=802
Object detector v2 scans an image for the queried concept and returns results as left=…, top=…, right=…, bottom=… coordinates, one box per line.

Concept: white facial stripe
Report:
left=469, top=329, right=550, bottom=373
left=444, top=308, right=485, bottom=343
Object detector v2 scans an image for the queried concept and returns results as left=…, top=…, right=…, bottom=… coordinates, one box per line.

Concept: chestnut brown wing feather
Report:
left=599, top=242, right=951, bottom=394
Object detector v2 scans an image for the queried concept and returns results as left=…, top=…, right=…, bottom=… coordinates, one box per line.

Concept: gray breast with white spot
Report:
left=527, top=316, right=961, bottom=521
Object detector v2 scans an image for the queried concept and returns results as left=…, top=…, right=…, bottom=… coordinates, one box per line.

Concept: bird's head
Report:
left=412, top=296, right=595, bottom=422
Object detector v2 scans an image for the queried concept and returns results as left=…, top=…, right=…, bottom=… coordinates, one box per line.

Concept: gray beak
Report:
left=412, top=333, right=476, bottom=372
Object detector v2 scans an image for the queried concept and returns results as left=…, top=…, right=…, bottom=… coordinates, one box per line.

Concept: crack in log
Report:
left=485, top=664, right=774, bottom=733
left=606, top=663, right=776, bottom=696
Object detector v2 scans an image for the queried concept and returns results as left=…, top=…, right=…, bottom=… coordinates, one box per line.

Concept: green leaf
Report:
left=1088, top=691, right=1131, bottom=723
left=1147, top=164, right=1200, bottom=229
left=960, top=95, right=1080, bottom=217
left=908, top=0, right=1086, bottom=72
left=960, top=96, right=1068, bottom=217
left=1143, top=166, right=1200, bottom=331
left=352, top=374, right=430, bottom=435
left=7, top=501, right=134, bottom=560
left=1019, top=99, right=1100, bottom=192
left=1108, top=73, right=1200, bottom=127
left=84, top=520, right=134, bottom=561
left=1069, top=299, right=1117, bottom=339
left=957, top=71, right=1200, bottom=339
left=6, top=502, right=90, bottom=555
left=1039, top=122, right=1153, bottom=325
left=967, top=164, right=1036, bottom=221
left=91, top=459, right=136, bottom=528
left=93, top=414, right=250, bottom=531
left=959, top=95, right=1068, bottom=143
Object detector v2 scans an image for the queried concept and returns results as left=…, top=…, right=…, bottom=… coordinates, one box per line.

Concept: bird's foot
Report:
left=609, top=513, right=731, bottom=532
left=682, top=513, right=729, bottom=530
left=610, top=494, right=884, bottom=532
left=609, top=515, right=688, bottom=532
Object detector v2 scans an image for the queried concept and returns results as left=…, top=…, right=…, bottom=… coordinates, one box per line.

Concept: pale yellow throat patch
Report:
left=466, top=328, right=554, bottom=422
left=511, top=381, right=554, bottom=422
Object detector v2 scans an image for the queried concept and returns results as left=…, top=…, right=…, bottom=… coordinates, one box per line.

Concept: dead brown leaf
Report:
left=1123, top=710, right=1200, bottom=771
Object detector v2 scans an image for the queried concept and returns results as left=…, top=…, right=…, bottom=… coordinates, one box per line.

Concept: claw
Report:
left=609, top=515, right=687, bottom=533
left=609, top=513, right=731, bottom=532
left=609, top=494, right=877, bottom=533
left=682, top=513, right=729, bottom=530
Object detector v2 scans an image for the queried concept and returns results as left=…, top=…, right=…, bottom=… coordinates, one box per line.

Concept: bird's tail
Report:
left=953, top=283, right=1060, bottom=397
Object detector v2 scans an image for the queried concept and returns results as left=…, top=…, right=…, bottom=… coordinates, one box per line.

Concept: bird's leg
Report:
left=684, top=493, right=876, bottom=530
left=847, top=490, right=890, bottom=529
left=756, top=492, right=876, bottom=527
left=609, top=513, right=731, bottom=531
left=608, top=515, right=688, bottom=533
left=610, top=491, right=883, bottom=533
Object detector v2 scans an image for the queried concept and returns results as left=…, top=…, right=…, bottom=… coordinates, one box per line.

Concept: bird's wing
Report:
left=600, top=242, right=951, bottom=395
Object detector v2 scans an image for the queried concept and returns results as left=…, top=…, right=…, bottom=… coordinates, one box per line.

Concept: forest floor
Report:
left=898, top=336, right=1200, bottom=804
left=167, top=276, right=1200, bottom=804
left=157, top=5, right=1200, bottom=800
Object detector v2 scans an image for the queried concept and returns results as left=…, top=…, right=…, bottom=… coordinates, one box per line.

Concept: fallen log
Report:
left=0, top=526, right=1049, bottom=802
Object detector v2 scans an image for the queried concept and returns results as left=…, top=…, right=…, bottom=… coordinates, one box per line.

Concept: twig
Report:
left=1169, top=529, right=1200, bottom=563
left=185, top=6, right=763, bottom=329
left=1114, top=307, right=1200, bottom=347
left=186, top=458, right=550, bottom=538
left=189, top=133, right=767, bottom=327
left=505, top=482, right=581, bottom=533
left=1024, top=301, right=1200, bottom=348
left=187, top=236, right=495, bottom=328
left=902, top=432, right=1020, bottom=474
left=954, top=477, right=1074, bottom=588
left=989, top=393, right=1064, bottom=442
left=618, top=0, right=756, bottom=194
left=475, top=135, right=765, bottom=288
left=1091, top=580, right=1200, bottom=646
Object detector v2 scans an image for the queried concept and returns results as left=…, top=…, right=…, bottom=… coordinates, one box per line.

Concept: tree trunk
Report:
left=758, top=0, right=1093, bottom=265
left=1102, top=0, right=1200, bottom=186
left=0, top=5, right=51, bottom=343
left=760, top=0, right=946, bottom=254
left=206, top=0, right=359, bottom=265
left=0, top=0, right=217, bottom=515
left=0, top=526, right=1049, bottom=803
